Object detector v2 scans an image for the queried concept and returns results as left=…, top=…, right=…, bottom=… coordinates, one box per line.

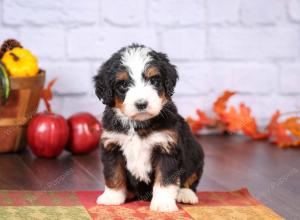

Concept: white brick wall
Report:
left=240, top=0, right=285, bottom=25
left=207, top=27, right=300, bottom=60
left=0, top=0, right=299, bottom=123
left=288, top=0, right=300, bottom=22
left=207, top=0, right=240, bottom=24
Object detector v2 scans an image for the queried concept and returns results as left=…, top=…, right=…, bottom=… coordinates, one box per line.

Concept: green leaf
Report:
left=0, top=62, right=10, bottom=104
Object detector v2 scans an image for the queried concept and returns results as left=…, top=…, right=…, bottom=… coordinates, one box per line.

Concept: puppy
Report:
left=94, top=44, right=204, bottom=212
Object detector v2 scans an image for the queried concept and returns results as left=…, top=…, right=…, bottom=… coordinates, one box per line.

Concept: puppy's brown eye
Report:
left=117, top=81, right=128, bottom=93
left=149, top=76, right=161, bottom=87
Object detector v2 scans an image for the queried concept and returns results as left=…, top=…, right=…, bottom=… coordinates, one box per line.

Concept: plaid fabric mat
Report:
left=0, top=188, right=283, bottom=220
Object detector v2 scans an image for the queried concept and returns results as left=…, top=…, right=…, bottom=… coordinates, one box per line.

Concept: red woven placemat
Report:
left=0, top=188, right=283, bottom=220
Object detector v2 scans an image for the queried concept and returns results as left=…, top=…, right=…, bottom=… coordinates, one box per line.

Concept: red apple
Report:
left=67, top=112, right=102, bottom=154
left=27, top=112, right=69, bottom=158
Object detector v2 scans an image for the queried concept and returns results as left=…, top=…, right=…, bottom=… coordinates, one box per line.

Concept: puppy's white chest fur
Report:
left=102, top=128, right=176, bottom=183
left=121, top=130, right=153, bottom=183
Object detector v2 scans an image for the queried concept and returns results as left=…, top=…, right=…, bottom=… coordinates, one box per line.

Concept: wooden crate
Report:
left=0, top=71, right=45, bottom=153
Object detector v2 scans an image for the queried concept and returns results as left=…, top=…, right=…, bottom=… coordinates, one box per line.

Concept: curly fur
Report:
left=94, top=44, right=204, bottom=212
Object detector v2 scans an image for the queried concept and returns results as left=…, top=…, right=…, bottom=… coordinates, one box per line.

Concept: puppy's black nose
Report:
left=135, top=99, right=148, bottom=111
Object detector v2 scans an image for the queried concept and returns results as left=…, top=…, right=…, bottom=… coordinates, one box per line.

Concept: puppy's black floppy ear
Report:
left=156, top=52, right=179, bottom=97
left=94, top=64, right=114, bottom=106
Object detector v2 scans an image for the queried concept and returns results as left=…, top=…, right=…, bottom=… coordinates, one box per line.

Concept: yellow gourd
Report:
left=1, top=48, right=39, bottom=77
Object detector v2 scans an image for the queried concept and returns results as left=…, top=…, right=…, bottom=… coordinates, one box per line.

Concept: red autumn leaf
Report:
left=213, top=91, right=236, bottom=116
left=40, top=78, right=57, bottom=113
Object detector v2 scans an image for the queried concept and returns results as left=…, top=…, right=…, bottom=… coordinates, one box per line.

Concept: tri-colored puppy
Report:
left=94, top=44, right=204, bottom=212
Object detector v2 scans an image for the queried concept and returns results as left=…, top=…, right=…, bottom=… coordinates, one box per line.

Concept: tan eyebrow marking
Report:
left=116, top=71, right=129, bottom=81
left=145, top=67, right=159, bottom=79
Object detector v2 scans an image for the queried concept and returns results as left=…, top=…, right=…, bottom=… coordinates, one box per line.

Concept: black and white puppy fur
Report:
left=94, top=44, right=204, bottom=212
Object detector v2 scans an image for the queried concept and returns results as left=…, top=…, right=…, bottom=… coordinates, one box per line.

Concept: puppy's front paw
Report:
left=96, top=187, right=126, bottom=205
left=150, top=196, right=178, bottom=212
left=176, top=188, right=199, bottom=204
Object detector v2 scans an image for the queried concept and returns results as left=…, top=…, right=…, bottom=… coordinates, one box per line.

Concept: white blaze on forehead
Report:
left=121, top=46, right=152, bottom=84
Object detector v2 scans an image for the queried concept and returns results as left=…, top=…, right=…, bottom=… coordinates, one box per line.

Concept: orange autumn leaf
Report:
left=186, top=117, right=203, bottom=133
left=251, top=132, right=269, bottom=140
left=41, top=78, right=57, bottom=113
left=275, top=125, right=295, bottom=148
left=213, top=91, right=236, bottom=116
left=222, top=103, right=268, bottom=139
left=266, top=111, right=298, bottom=148
left=221, top=106, right=240, bottom=132
left=280, top=117, right=300, bottom=148
left=222, top=104, right=255, bottom=134
left=281, top=117, right=300, bottom=138
left=266, top=110, right=281, bottom=135
left=187, top=110, right=215, bottom=134
left=238, top=104, right=265, bottom=139
left=196, top=110, right=215, bottom=126
left=186, top=90, right=299, bottom=148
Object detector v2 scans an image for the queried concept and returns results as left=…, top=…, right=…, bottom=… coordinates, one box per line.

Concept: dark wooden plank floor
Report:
left=0, top=135, right=299, bottom=219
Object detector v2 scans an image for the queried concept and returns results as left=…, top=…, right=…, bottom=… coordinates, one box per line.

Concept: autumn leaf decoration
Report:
left=187, top=90, right=300, bottom=148
left=40, top=78, right=57, bottom=113
left=267, top=112, right=300, bottom=148
left=186, top=110, right=215, bottom=133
